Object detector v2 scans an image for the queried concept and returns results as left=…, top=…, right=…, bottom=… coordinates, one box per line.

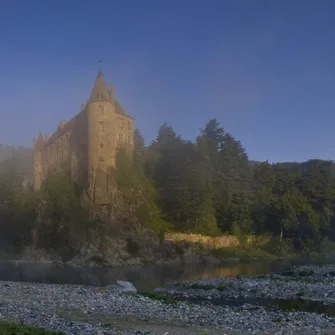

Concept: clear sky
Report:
left=1, top=0, right=335, bottom=162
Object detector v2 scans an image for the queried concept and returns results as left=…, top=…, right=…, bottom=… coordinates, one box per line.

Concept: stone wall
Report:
left=164, top=232, right=271, bottom=249
left=164, top=233, right=240, bottom=249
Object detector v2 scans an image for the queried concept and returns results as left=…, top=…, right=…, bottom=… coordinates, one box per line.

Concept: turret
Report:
left=87, top=71, right=117, bottom=188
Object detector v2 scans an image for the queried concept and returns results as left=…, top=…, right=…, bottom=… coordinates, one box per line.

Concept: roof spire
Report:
left=89, top=69, right=111, bottom=103
left=34, top=132, right=45, bottom=151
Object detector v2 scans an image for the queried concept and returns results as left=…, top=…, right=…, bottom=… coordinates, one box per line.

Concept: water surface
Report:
left=0, top=259, right=291, bottom=291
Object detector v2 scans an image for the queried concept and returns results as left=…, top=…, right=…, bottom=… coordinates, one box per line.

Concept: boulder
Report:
left=106, top=280, right=137, bottom=293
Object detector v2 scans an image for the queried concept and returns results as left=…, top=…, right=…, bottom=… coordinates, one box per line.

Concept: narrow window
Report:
left=100, top=156, right=104, bottom=162
left=100, top=105, right=104, bottom=115
left=98, top=121, right=104, bottom=132
left=100, top=143, right=104, bottom=149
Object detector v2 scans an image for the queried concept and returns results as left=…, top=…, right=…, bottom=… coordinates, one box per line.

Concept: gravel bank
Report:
left=0, top=265, right=335, bottom=334
left=156, top=264, right=335, bottom=305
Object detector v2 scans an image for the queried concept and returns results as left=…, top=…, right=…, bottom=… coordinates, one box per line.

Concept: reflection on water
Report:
left=0, top=259, right=290, bottom=291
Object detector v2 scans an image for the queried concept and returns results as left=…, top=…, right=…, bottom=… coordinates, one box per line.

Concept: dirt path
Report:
left=57, top=309, right=335, bottom=335
left=57, top=309, right=242, bottom=334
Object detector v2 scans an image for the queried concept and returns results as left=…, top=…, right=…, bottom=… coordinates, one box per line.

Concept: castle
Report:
left=33, top=70, right=134, bottom=204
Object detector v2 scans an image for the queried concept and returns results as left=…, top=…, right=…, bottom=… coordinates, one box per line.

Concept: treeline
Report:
left=133, top=119, right=335, bottom=252
left=1, top=119, right=335, bottom=258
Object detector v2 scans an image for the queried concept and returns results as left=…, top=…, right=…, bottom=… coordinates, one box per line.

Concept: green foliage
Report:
left=0, top=321, right=64, bottom=334
left=2, top=118, right=335, bottom=257
left=116, top=148, right=169, bottom=234
left=138, top=291, right=178, bottom=304
left=0, top=156, right=38, bottom=251
left=35, top=171, right=93, bottom=260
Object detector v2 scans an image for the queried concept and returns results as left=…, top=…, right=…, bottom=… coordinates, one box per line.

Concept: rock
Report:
left=106, top=280, right=137, bottom=293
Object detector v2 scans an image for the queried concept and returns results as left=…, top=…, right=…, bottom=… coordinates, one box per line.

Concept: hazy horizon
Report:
left=1, top=1, right=335, bottom=163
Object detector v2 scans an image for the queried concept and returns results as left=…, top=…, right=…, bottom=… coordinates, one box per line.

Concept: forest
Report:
left=1, top=119, right=335, bottom=259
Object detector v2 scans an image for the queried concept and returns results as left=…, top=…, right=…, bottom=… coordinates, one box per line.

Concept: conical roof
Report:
left=89, top=70, right=111, bottom=103
left=35, top=132, right=45, bottom=151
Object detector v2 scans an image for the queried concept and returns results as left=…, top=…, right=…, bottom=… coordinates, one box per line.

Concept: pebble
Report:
left=0, top=264, right=335, bottom=333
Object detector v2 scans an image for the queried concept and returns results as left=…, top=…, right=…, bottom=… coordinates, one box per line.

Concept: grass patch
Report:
left=0, top=321, right=64, bottom=335
left=102, top=323, right=112, bottom=328
left=217, top=284, right=227, bottom=291
left=138, top=292, right=178, bottom=305
left=189, top=284, right=215, bottom=290
left=274, top=276, right=318, bottom=284
left=272, top=317, right=283, bottom=323
left=298, top=270, right=314, bottom=277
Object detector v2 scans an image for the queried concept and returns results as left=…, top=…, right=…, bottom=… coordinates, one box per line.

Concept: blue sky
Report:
left=1, top=0, right=335, bottom=162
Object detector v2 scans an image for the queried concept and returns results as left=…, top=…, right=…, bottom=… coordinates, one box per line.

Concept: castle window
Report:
left=98, top=121, right=104, bottom=132
left=128, top=121, right=131, bottom=131
left=100, top=143, right=104, bottom=149
left=100, top=156, right=104, bottom=162
left=100, top=105, right=104, bottom=115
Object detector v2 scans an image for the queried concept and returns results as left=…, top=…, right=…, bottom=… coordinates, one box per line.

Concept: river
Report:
left=0, top=259, right=295, bottom=291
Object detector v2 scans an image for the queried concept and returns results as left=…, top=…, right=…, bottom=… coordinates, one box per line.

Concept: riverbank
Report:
left=0, top=264, right=335, bottom=334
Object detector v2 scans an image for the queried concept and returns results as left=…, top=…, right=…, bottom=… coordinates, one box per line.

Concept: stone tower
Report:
left=32, top=70, right=134, bottom=204
left=87, top=71, right=117, bottom=178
